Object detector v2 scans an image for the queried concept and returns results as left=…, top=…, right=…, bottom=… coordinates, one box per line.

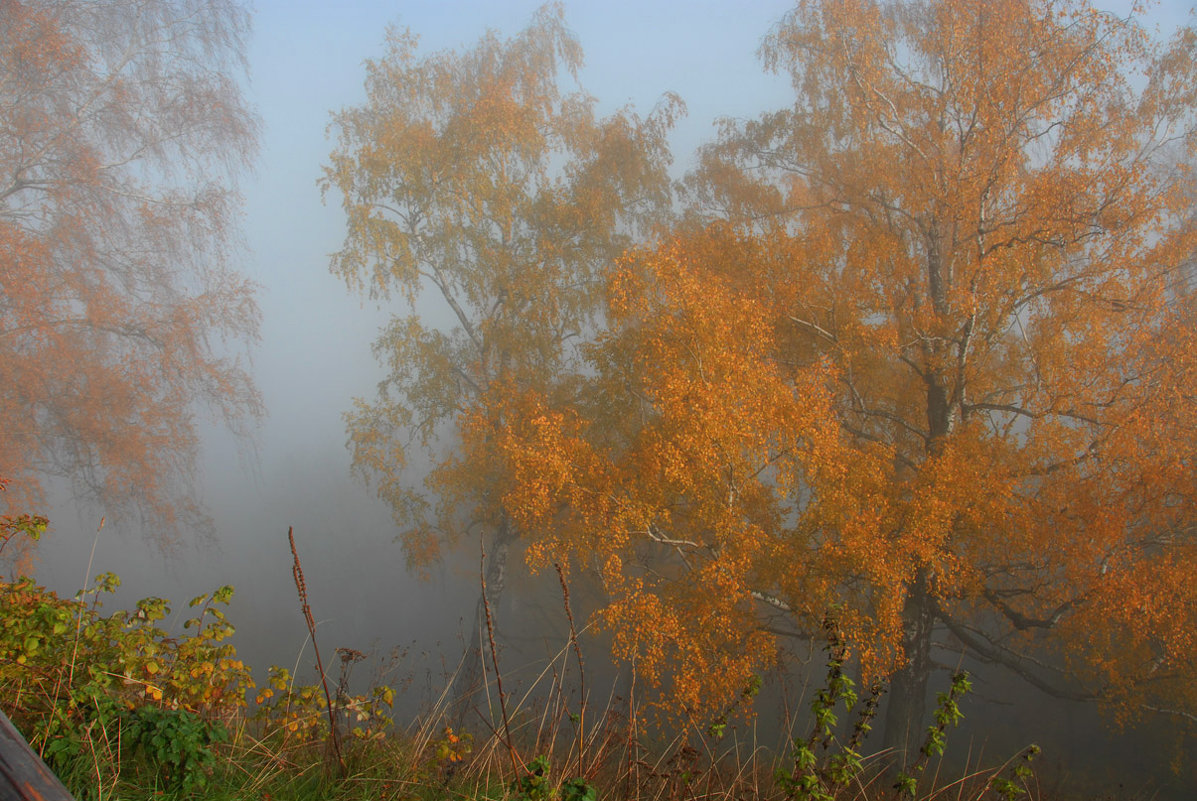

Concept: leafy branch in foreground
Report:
left=777, top=612, right=883, bottom=801
left=986, top=744, right=1042, bottom=801
left=771, top=613, right=1042, bottom=801
left=892, top=670, right=972, bottom=799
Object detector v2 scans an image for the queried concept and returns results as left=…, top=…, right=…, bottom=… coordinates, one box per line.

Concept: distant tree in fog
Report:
left=322, top=3, right=677, bottom=712
left=0, top=0, right=261, bottom=545
left=489, top=0, right=1197, bottom=757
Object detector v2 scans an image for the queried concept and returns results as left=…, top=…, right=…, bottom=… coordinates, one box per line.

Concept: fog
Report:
left=22, top=1, right=1197, bottom=797
left=29, top=0, right=797, bottom=723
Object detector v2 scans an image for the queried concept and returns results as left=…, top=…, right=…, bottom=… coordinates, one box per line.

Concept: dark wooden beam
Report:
left=0, top=708, right=76, bottom=801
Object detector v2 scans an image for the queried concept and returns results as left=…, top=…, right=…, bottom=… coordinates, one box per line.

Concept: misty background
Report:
left=30, top=0, right=796, bottom=700
left=22, top=0, right=1197, bottom=794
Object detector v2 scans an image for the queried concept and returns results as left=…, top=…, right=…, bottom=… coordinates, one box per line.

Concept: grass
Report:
left=33, top=699, right=1053, bottom=801
left=0, top=574, right=1051, bottom=801
left=0, top=527, right=1163, bottom=801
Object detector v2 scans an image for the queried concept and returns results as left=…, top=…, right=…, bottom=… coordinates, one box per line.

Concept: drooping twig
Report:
left=288, top=526, right=344, bottom=777
left=555, top=562, right=587, bottom=778
left=622, top=657, right=640, bottom=800
left=64, top=517, right=104, bottom=704
left=481, top=537, right=521, bottom=775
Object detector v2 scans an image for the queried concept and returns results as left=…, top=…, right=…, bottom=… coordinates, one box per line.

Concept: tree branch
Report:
left=937, top=610, right=1097, bottom=702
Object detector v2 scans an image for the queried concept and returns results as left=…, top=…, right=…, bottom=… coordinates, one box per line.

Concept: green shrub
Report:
left=0, top=571, right=252, bottom=795
left=511, top=754, right=596, bottom=801
left=119, top=704, right=228, bottom=793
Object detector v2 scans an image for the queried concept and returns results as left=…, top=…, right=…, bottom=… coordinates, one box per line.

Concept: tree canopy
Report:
left=0, top=0, right=261, bottom=545
left=484, top=0, right=1197, bottom=748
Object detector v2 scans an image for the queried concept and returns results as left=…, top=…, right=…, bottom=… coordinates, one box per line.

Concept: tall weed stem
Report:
left=287, top=526, right=344, bottom=777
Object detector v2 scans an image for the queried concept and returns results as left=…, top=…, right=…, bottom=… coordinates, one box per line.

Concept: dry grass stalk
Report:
left=288, top=525, right=345, bottom=777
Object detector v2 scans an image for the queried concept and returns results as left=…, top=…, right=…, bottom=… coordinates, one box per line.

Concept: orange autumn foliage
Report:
left=488, top=0, right=1197, bottom=738
left=0, top=1, right=260, bottom=544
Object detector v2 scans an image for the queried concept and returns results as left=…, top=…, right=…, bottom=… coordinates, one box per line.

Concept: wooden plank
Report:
left=0, top=708, right=76, bottom=801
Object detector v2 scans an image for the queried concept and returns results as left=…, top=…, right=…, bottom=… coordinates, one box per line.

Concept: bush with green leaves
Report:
left=119, top=704, right=228, bottom=793
left=510, top=754, right=596, bottom=801
left=250, top=663, right=395, bottom=746
left=0, top=570, right=253, bottom=791
left=0, top=574, right=252, bottom=717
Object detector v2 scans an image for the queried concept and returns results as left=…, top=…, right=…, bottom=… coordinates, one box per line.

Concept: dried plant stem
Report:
left=43, top=516, right=108, bottom=757
left=288, top=526, right=344, bottom=777
left=622, top=658, right=639, bottom=800
left=66, top=519, right=103, bottom=696
left=480, top=536, right=520, bottom=776
left=555, top=562, right=587, bottom=778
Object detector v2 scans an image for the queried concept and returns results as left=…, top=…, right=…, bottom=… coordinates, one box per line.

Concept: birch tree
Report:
left=323, top=3, right=677, bottom=714
left=0, top=0, right=260, bottom=546
left=491, top=0, right=1197, bottom=756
